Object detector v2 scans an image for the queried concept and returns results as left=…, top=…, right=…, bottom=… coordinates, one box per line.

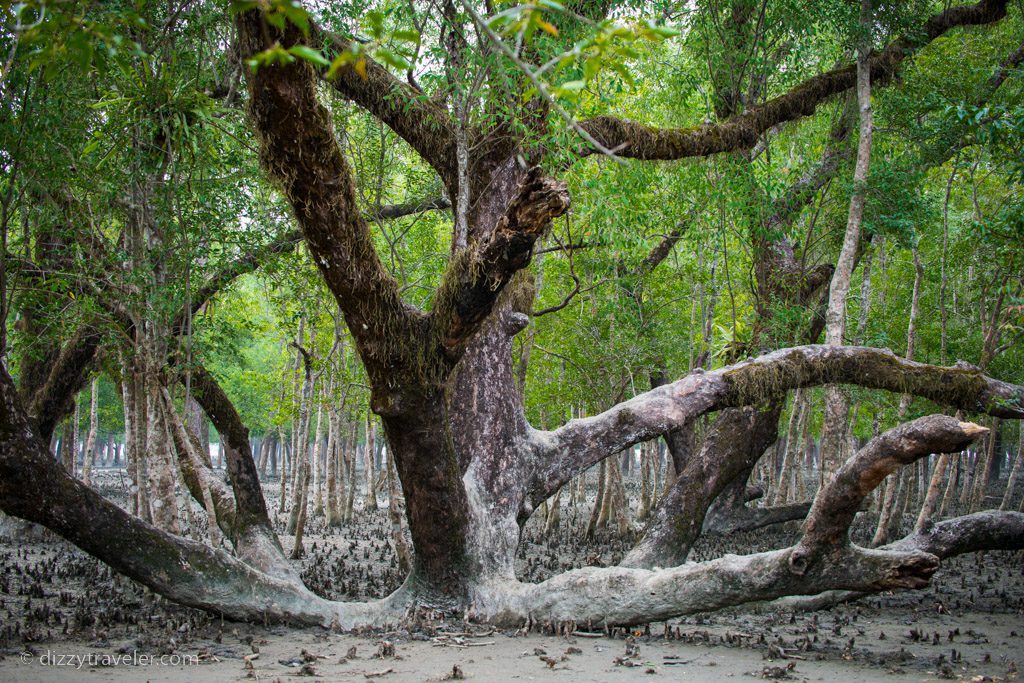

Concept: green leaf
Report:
left=288, top=45, right=330, bottom=67
left=392, top=29, right=421, bottom=44
left=375, top=49, right=412, bottom=71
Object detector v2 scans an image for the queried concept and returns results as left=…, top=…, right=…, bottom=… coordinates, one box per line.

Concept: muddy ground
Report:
left=0, top=472, right=1022, bottom=682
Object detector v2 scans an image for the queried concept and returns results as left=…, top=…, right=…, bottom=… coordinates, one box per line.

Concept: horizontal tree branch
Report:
left=769, top=510, right=1024, bottom=612
left=532, top=345, right=1024, bottom=500
left=577, top=0, right=1008, bottom=160
left=792, top=416, right=986, bottom=567
left=0, top=362, right=402, bottom=627
left=482, top=415, right=1001, bottom=626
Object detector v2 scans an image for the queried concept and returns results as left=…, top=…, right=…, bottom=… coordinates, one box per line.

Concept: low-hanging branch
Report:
left=577, top=0, right=1008, bottom=160
left=532, top=345, right=1024, bottom=501
left=482, top=416, right=1015, bottom=626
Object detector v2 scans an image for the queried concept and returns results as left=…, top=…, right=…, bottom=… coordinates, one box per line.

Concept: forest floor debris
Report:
left=0, top=480, right=1021, bottom=682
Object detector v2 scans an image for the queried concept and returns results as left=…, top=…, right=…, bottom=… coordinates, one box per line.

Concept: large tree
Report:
left=1, top=0, right=1022, bottom=627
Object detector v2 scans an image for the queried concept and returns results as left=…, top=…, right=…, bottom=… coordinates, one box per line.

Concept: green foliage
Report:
left=1, top=0, right=1021, bottom=449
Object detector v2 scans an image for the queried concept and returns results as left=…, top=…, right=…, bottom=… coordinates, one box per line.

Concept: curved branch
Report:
left=312, top=26, right=459, bottom=187
left=483, top=415, right=998, bottom=626
left=533, top=345, right=1024, bottom=500
left=770, top=510, right=1024, bottom=612
left=794, top=416, right=985, bottom=559
left=237, top=11, right=424, bottom=380
left=0, top=362, right=402, bottom=627
left=188, top=364, right=270, bottom=535
left=703, top=501, right=813, bottom=535
left=577, top=0, right=1008, bottom=160
left=28, top=325, right=103, bottom=442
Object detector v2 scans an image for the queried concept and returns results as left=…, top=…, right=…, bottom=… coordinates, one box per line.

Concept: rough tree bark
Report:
left=0, top=0, right=1018, bottom=632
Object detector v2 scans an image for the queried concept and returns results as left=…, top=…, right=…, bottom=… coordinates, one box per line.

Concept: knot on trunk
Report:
left=872, top=552, right=940, bottom=590
left=494, top=167, right=571, bottom=246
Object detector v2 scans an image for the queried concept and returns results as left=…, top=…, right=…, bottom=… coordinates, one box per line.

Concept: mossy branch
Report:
left=578, top=0, right=1008, bottom=160
left=535, top=345, right=1024, bottom=499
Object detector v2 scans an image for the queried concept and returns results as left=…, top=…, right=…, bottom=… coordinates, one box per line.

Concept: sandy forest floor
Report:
left=1, top=474, right=1022, bottom=682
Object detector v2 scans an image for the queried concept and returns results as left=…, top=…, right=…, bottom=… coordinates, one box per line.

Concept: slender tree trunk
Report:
left=871, top=243, right=924, bottom=543
left=278, top=427, right=289, bottom=514
left=916, top=454, right=950, bottom=532
left=60, top=409, right=77, bottom=475
left=940, top=455, right=961, bottom=517
left=651, top=440, right=663, bottom=507
left=820, top=0, right=873, bottom=481
left=344, top=421, right=357, bottom=523
left=1000, top=424, right=1023, bottom=510
left=871, top=472, right=901, bottom=546
left=637, top=441, right=653, bottom=520
left=82, top=377, right=98, bottom=486
left=325, top=406, right=342, bottom=526
left=257, top=432, right=271, bottom=477
left=940, top=166, right=957, bottom=364
left=287, top=347, right=314, bottom=536
left=960, top=451, right=976, bottom=509
left=364, top=414, right=379, bottom=511
left=973, top=418, right=1000, bottom=511
left=586, top=460, right=606, bottom=539
left=605, top=454, right=629, bottom=535
left=386, top=446, right=411, bottom=572
left=311, top=395, right=325, bottom=518
left=775, top=389, right=807, bottom=505
left=545, top=486, right=562, bottom=532
left=145, top=372, right=179, bottom=534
